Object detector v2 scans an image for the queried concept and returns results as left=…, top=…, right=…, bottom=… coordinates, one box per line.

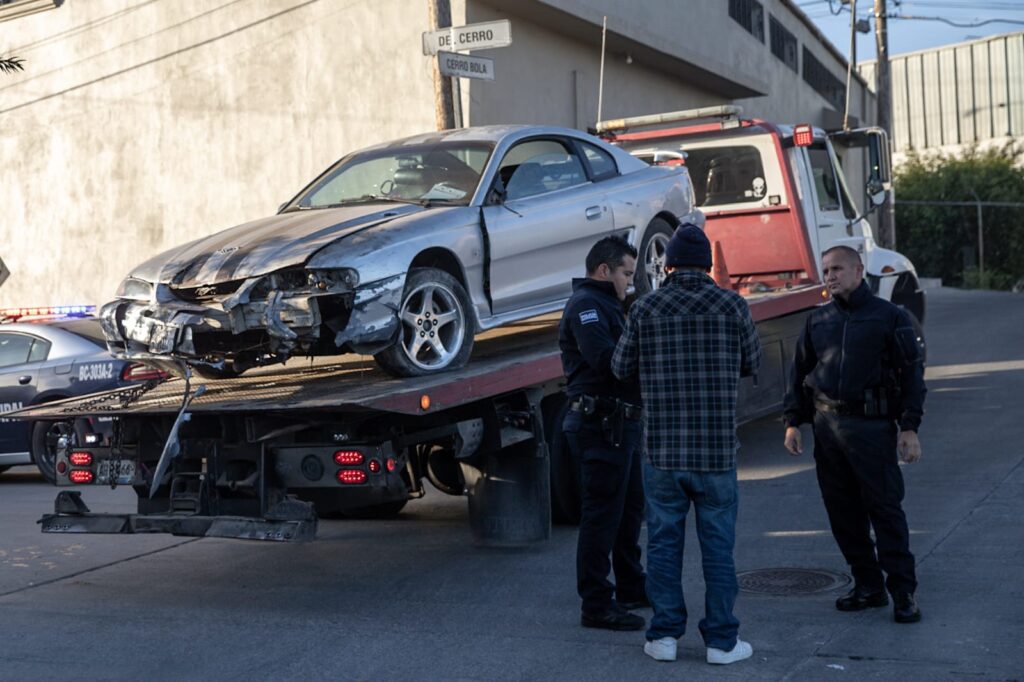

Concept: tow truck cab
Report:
left=604, top=106, right=925, bottom=326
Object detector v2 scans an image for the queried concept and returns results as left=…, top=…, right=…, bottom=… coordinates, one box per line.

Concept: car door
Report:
left=802, top=143, right=864, bottom=258
left=481, top=137, right=614, bottom=314
left=0, top=332, right=47, bottom=454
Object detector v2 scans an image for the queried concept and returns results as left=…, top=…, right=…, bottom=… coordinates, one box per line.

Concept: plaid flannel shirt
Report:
left=612, top=270, right=761, bottom=471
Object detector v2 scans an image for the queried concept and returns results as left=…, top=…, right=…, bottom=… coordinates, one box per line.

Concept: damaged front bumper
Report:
left=100, top=273, right=406, bottom=367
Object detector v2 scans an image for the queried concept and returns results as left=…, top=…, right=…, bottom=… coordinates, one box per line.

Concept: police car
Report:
left=0, top=306, right=167, bottom=482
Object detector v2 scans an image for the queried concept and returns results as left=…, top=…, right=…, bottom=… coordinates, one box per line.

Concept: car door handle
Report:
left=585, top=206, right=603, bottom=220
left=18, top=375, right=32, bottom=385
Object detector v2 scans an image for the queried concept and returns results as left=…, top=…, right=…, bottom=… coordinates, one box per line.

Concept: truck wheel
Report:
left=543, top=395, right=581, bottom=525
left=343, top=500, right=408, bottom=519
left=634, top=217, right=676, bottom=298
left=30, top=420, right=73, bottom=484
left=374, top=267, right=475, bottom=377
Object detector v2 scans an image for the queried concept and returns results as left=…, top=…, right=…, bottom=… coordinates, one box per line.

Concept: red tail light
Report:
left=336, top=469, right=367, bottom=484
left=69, top=452, right=93, bottom=466
left=333, top=450, right=364, bottom=465
left=121, top=363, right=170, bottom=381
left=368, top=459, right=381, bottom=473
left=69, top=470, right=94, bottom=484
left=386, top=458, right=398, bottom=472
left=793, top=124, right=813, bottom=147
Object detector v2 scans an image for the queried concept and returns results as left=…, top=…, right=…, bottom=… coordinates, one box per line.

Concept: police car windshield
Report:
left=291, top=141, right=494, bottom=209
left=52, top=319, right=107, bottom=349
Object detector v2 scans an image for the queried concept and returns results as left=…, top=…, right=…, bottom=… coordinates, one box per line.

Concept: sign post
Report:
left=422, top=19, right=511, bottom=129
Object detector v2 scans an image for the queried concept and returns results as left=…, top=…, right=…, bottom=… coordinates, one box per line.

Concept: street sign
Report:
left=422, top=19, right=511, bottom=56
left=437, top=51, right=495, bottom=81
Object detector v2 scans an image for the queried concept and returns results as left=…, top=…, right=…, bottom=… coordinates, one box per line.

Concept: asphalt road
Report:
left=1, top=287, right=1022, bottom=681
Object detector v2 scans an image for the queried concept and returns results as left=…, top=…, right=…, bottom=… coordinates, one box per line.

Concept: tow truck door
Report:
left=798, top=142, right=865, bottom=262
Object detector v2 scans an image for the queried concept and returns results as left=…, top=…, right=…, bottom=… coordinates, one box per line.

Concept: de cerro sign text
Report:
left=421, top=19, right=512, bottom=56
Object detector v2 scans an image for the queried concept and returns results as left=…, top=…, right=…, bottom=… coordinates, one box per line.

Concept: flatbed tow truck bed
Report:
left=16, top=283, right=824, bottom=421
left=12, top=283, right=824, bottom=545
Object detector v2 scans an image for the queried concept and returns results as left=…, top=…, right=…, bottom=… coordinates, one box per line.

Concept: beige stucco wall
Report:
left=0, top=0, right=872, bottom=308
left=0, top=0, right=449, bottom=307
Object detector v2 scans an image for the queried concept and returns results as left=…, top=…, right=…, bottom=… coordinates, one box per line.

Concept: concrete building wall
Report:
left=0, top=0, right=871, bottom=308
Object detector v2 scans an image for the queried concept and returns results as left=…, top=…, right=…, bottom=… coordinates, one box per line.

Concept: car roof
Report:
left=0, top=317, right=111, bottom=360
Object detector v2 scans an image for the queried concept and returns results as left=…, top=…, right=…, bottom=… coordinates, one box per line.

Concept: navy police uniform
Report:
left=784, top=280, right=926, bottom=597
left=559, top=278, right=646, bottom=618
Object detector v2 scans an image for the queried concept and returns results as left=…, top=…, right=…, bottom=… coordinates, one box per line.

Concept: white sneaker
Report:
left=643, top=637, right=677, bottom=662
left=706, top=639, right=753, bottom=665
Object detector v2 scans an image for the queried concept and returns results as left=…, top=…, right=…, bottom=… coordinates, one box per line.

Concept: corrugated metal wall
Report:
left=860, top=31, right=1024, bottom=152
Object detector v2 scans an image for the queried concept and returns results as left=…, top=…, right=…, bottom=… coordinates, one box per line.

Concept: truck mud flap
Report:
left=460, top=439, right=551, bottom=547
left=39, top=512, right=317, bottom=542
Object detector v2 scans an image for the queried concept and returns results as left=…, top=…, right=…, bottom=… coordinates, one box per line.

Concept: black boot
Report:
left=893, top=592, right=921, bottom=623
left=581, top=606, right=645, bottom=631
left=835, top=585, right=889, bottom=611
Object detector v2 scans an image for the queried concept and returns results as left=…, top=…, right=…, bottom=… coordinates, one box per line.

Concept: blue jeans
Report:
left=643, top=460, right=740, bottom=650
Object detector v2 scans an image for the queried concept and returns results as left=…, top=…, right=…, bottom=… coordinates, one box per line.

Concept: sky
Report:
left=798, top=0, right=1024, bottom=62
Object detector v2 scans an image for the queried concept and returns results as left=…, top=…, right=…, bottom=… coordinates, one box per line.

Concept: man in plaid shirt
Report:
left=612, top=224, right=761, bottom=666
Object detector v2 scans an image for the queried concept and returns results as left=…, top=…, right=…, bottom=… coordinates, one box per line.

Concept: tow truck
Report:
left=17, top=105, right=915, bottom=545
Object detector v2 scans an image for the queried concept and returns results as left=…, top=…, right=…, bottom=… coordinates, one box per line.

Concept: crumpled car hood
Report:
left=129, top=204, right=426, bottom=286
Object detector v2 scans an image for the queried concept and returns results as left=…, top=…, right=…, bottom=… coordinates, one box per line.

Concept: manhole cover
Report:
left=737, top=568, right=850, bottom=596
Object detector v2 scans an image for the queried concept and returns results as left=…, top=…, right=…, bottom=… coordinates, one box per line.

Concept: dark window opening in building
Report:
left=770, top=16, right=798, bottom=72
left=803, top=47, right=845, bottom=111
left=729, top=0, right=765, bottom=42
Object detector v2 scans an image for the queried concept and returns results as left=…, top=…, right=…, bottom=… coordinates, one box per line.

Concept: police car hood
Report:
left=129, top=204, right=427, bottom=287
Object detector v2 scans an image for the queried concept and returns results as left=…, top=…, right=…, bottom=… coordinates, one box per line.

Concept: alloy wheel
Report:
left=398, top=282, right=466, bottom=371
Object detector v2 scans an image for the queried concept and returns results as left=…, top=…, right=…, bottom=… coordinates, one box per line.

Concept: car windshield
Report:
left=291, top=141, right=494, bottom=209
left=51, top=319, right=107, bottom=349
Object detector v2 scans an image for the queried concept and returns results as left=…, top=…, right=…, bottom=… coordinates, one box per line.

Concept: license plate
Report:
left=96, top=459, right=136, bottom=485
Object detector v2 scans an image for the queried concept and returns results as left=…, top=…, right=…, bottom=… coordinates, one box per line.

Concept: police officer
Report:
left=559, top=235, right=647, bottom=631
left=783, top=245, right=926, bottom=623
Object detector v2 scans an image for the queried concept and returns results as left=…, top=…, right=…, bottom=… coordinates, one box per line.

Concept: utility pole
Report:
left=428, top=0, right=455, bottom=130
left=874, top=0, right=896, bottom=249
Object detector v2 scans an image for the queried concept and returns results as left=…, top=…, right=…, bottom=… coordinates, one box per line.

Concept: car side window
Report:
left=0, top=333, right=34, bottom=368
left=29, top=338, right=51, bottom=362
left=580, top=142, right=618, bottom=180
left=498, top=139, right=588, bottom=201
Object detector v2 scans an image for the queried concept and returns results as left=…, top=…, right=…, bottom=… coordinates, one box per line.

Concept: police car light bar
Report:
left=0, top=304, right=96, bottom=321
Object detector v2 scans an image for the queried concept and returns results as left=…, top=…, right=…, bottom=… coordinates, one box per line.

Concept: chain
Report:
left=60, top=379, right=164, bottom=414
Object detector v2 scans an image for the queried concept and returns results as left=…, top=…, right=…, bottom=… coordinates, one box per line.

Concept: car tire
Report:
left=30, top=420, right=74, bottom=485
left=634, top=217, right=676, bottom=298
left=374, top=267, right=475, bottom=377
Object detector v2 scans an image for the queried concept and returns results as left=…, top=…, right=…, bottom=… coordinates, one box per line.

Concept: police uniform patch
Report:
left=579, top=309, right=600, bottom=325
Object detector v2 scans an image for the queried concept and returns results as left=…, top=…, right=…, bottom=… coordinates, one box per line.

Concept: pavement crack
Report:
left=0, top=538, right=201, bottom=599
left=916, top=454, right=1024, bottom=567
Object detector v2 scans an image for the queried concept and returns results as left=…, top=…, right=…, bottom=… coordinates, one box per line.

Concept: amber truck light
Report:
left=336, top=469, right=367, bottom=484
left=69, top=470, right=94, bottom=484
left=333, top=450, right=364, bottom=465
left=69, top=452, right=93, bottom=466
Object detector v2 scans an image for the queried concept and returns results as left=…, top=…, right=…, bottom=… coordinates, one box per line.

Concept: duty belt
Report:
left=569, top=395, right=643, bottom=421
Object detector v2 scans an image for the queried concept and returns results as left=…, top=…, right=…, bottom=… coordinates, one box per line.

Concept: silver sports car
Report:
left=101, top=125, right=700, bottom=377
